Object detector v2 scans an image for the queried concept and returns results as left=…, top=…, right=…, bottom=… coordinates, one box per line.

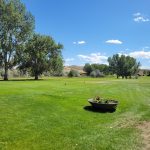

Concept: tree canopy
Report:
left=0, top=0, right=35, bottom=80
left=83, top=63, right=109, bottom=76
left=108, top=54, right=140, bottom=78
left=18, top=34, right=63, bottom=80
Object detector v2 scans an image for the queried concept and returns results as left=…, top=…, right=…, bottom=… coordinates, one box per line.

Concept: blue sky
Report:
left=22, top=0, right=150, bottom=69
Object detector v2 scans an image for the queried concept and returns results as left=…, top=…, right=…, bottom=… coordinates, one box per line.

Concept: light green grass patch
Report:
left=0, top=77, right=150, bottom=150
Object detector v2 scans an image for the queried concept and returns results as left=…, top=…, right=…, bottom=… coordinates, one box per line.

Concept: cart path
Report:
left=137, top=121, right=150, bottom=150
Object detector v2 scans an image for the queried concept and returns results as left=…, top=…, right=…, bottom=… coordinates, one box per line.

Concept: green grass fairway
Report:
left=0, top=77, right=150, bottom=150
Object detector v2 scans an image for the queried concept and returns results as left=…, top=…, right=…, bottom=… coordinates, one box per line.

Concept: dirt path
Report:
left=137, top=121, right=150, bottom=150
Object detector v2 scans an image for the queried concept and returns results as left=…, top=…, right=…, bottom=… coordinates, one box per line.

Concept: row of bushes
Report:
left=2, top=68, right=149, bottom=78
left=0, top=68, right=105, bottom=78
left=64, top=69, right=104, bottom=78
left=0, top=69, right=80, bottom=78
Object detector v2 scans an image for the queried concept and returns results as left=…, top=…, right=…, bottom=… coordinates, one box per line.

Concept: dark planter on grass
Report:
left=88, top=99, right=118, bottom=111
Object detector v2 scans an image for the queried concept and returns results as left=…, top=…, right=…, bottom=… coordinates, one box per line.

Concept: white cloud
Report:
left=105, top=39, right=123, bottom=45
left=129, top=51, right=150, bottom=59
left=140, top=65, right=150, bottom=69
left=118, top=52, right=128, bottom=57
left=118, top=50, right=150, bottom=59
left=73, top=42, right=77, bottom=44
left=78, top=53, right=108, bottom=64
left=134, top=17, right=149, bottom=22
left=78, top=41, right=86, bottom=44
left=73, top=41, right=86, bottom=45
left=117, top=50, right=150, bottom=69
left=133, top=12, right=141, bottom=16
left=133, top=12, right=149, bottom=22
left=143, top=46, right=149, bottom=50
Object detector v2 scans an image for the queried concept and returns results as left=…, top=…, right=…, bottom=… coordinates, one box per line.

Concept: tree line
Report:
left=0, top=0, right=63, bottom=80
left=83, top=64, right=108, bottom=77
left=83, top=54, right=140, bottom=78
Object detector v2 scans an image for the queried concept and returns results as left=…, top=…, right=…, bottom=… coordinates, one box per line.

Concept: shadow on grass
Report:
left=0, top=79, right=44, bottom=82
left=84, top=106, right=116, bottom=113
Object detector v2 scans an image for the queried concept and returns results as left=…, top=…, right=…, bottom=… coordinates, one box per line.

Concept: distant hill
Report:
left=64, top=65, right=86, bottom=74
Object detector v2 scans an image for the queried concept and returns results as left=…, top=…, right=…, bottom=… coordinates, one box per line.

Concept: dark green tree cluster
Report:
left=0, top=0, right=63, bottom=80
left=18, top=34, right=63, bottom=80
left=83, top=63, right=109, bottom=76
left=108, top=54, right=140, bottom=78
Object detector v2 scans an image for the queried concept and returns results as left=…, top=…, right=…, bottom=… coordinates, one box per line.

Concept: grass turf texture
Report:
left=0, top=77, right=150, bottom=150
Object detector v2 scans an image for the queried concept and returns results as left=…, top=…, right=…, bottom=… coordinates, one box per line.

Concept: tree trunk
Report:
left=35, top=74, right=38, bottom=80
left=4, top=74, right=8, bottom=80
left=4, top=62, right=8, bottom=81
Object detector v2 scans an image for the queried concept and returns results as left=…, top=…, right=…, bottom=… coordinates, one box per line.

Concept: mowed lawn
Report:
left=0, top=77, right=150, bottom=150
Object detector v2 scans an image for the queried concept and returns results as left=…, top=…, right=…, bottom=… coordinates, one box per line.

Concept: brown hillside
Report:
left=64, top=66, right=86, bottom=74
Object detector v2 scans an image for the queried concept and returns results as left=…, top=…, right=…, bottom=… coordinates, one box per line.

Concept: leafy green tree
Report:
left=83, top=63, right=109, bottom=76
left=49, top=52, right=64, bottom=76
left=108, top=54, right=140, bottom=78
left=18, top=34, right=63, bottom=80
left=83, top=63, right=93, bottom=76
left=0, top=0, right=34, bottom=80
left=108, top=54, right=120, bottom=78
left=91, top=64, right=109, bottom=75
left=123, top=56, right=140, bottom=78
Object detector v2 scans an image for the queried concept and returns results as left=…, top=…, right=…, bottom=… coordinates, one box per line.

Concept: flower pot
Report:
left=88, top=99, right=118, bottom=111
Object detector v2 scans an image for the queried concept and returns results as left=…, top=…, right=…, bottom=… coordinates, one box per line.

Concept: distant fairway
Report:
left=0, top=77, right=150, bottom=150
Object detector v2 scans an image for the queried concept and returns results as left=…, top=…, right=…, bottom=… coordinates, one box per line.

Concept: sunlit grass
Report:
left=0, top=77, right=150, bottom=150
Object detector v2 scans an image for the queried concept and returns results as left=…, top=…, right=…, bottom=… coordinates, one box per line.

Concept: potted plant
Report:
left=88, top=96, right=118, bottom=111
